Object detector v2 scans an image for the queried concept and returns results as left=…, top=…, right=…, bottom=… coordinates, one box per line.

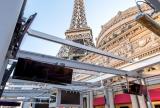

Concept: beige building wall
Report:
left=73, top=4, right=160, bottom=82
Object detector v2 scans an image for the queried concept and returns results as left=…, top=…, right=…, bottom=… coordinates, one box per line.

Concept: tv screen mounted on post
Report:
left=56, top=89, right=82, bottom=107
left=13, top=58, right=73, bottom=85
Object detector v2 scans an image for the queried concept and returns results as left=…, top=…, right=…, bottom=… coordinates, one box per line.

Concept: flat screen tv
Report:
left=13, top=58, right=73, bottom=85
left=0, top=101, right=21, bottom=106
left=56, top=89, right=82, bottom=107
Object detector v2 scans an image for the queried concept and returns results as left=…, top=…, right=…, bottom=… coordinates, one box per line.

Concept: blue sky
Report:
left=20, top=0, right=136, bottom=56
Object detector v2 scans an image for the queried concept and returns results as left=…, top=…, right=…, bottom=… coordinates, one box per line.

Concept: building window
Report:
left=155, top=104, right=160, bottom=108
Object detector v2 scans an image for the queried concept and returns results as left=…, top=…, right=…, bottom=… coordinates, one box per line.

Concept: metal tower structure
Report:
left=57, top=0, right=94, bottom=60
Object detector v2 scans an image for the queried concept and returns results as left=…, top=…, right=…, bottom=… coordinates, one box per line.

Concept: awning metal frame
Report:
left=17, top=50, right=139, bottom=77
left=27, top=29, right=131, bottom=62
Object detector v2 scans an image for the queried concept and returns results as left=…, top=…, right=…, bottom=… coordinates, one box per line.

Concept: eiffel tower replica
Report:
left=57, top=0, right=94, bottom=60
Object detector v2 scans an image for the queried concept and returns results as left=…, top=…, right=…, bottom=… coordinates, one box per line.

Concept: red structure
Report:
left=114, top=94, right=131, bottom=105
left=93, top=97, right=106, bottom=106
left=149, top=88, right=160, bottom=101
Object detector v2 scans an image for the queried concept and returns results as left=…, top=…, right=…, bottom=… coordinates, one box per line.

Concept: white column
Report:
left=130, top=95, right=139, bottom=108
left=80, top=94, right=83, bottom=108
left=141, top=79, right=153, bottom=108
left=0, top=0, right=24, bottom=84
left=108, top=88, right=115, bottom=108
left=137, top=95, right=147, bottom=108
left=103, top=88, right=108, bottom=108
left=87, top=94, right=90, bottom=108
left=22, top=102, right=31, bottom=108
left=137, top=79, right=147, bottom=108
left=31, top=102, right=36, bottom=108
left=89, top=91, right=94, bottom=108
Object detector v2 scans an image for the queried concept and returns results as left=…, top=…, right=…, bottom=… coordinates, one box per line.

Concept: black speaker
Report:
left=128, top=83, right=142, bottom=95
left=122, top=82, right=145, bottom=95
